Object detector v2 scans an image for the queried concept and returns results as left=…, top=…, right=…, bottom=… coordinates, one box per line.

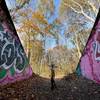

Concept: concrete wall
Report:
left=79, top=9, right=100, bottom=83
left=0, top=0, right=32, bottom=85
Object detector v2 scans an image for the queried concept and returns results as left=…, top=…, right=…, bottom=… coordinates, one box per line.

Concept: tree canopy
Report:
left=6, top=0, right=100, bottom=78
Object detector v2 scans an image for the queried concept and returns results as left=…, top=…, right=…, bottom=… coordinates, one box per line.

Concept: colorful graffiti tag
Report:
left=79, top=9, right=100, bottom=83
left=0, top=0, right=32, bottom=85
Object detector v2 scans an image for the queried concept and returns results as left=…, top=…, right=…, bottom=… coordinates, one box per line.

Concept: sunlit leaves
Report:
left=32, top=11, right=48, bottom=25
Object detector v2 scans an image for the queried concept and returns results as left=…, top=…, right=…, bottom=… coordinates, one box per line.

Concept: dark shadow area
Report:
left=0, top=73, right=100, bottom=100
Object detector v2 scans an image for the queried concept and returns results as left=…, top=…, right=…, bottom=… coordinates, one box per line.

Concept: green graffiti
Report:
left=25, top=58, right=29, bottom=67
left=76, top=63, right=81, bottom=76
left=0, top=23, right=4, bottom=31
left=10, top=67, right=15, bottom=76
left=0, top=67, right=6, bottom=79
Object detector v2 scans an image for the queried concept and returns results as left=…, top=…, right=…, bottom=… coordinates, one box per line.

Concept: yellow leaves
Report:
left=33, top=40, right=42, bottom=48
left=32, top=11, right=48, bottom=25
left=16, top=0, right=29, bottom=4
left=44, top=24, right=52, bottom=34
left=17, top=7, right=58, bottom=37
left=29, top=40, right=43, bottom=62
left=45, top=24, right=52, bottom=30
left=45, top=25, right=51, bottom=32
left=28, top=42, right=33, bottom=49
left=17, top=19, right=40, bottom=35
left=31, top=24, right=40, bottom=32
left=17, top=7, right=60, bottom=39
left=24, top=20, right=40, bottom=31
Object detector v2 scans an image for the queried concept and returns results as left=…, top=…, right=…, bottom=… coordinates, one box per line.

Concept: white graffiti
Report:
left=93, top=41, right=100, bottom=61
left=0, top=30, right=27, bottom=73
left=93, top=27, right=100, bottom=61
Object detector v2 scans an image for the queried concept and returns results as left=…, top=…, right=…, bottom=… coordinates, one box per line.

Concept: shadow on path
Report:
left=0, top=73, right=100, bottom=100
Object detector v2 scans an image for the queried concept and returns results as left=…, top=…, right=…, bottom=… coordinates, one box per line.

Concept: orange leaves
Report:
left=44, top=24, right=52, bottom=35
left=17, top=19, right=40, bottom=35
left=23, top=19, right=40, bottom=32
left=32, top=11, right=48, bottom=25
left=45, top=24, right=52, bottom=31
left=32, top=40, right=43, bottom=48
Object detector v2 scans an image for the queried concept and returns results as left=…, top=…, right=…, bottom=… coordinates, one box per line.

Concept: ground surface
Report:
left=0, top=73, right=100, bottom=100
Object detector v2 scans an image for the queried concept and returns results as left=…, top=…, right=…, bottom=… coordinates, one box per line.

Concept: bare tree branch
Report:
left=63, top=0, right=95, bottom=23
left=87, top=1, right=98, bottom=14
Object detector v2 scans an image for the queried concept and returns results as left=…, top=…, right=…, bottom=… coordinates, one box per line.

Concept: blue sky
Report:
left=48, top=0, right=60, bottom=24
left=5, top=0, right=16, bottom=9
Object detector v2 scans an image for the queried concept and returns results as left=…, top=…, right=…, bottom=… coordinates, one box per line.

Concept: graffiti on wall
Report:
left=93, top=26, right=100, bottom=61
left=0, top=0, right=32, bottom=85
left=80, top=18, right=100, bottom=83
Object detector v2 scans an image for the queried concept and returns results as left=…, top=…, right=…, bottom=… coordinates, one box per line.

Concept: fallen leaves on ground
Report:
left=0, top=73, right=100, bottom=100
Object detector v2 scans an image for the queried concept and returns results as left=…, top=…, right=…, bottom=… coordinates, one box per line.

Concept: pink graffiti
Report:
left=80, top=20, right=100, bottom=83
left=0, top=66, right=32, bottom=85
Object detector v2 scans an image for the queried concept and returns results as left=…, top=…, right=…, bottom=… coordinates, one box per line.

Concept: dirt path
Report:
left=0, top=74, right=100, bottom=100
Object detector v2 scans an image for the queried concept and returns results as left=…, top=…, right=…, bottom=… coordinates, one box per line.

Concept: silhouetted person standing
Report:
left=50, top=63, right=57, bottom=90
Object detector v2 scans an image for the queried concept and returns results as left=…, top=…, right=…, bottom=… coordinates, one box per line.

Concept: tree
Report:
left=59, top=0, right=99, bottom=58
left=8, top=0, right=100, bottom=77
left=14, top=1, right=62, bottom=75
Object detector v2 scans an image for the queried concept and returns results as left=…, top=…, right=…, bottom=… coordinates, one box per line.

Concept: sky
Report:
left=48, top=0, right=60, bottom=24
left=5, top=0, right=16, bottom=9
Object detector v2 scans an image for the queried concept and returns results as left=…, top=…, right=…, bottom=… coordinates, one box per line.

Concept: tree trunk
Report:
left=74, top=33, right=81, bottom=58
